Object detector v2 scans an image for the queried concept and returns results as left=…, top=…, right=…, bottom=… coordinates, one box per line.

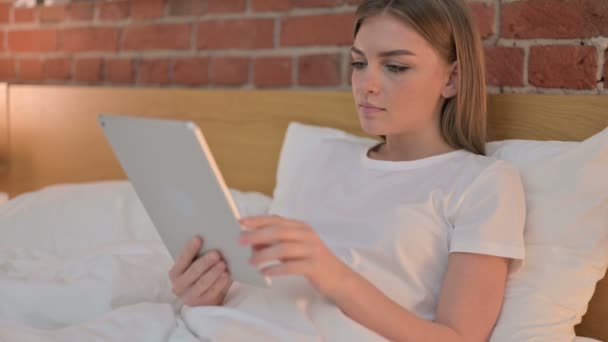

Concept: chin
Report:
left=358, top=116, right=388, bottom=137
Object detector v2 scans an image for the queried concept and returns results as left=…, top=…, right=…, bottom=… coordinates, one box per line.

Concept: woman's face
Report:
left=351, top=14, right=454, bottom=138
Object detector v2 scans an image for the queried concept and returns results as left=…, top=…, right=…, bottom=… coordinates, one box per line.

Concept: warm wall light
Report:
left=0, top=82, right=8, bottom=198
left=0, top=160, right=7, bottom=202
left=14, top=0, right=70, bottom=8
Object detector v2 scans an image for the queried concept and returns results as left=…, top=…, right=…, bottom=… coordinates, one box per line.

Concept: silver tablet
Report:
left=98, top=114, right=270, bottom=288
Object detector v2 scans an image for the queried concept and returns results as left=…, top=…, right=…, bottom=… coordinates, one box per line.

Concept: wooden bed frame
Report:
left=0, top=84, right=606, bottom=340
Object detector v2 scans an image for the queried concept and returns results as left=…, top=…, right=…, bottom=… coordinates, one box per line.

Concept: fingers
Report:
left=249, top=242, right=309, bottom=266
left=169, top=236, right=203, bottom=280
left=181, top=261, right=227, bottom=306
left=240, top=225, right=310, bottom=246
left=172, top=250, right=221, bottom=296
left=260, top=260, right=310, bottom=277
left=253, top=244, right=269, bottom=252
left=198, top=272, right=232, bottom=306
left=239, top=215, right=285, bottom=228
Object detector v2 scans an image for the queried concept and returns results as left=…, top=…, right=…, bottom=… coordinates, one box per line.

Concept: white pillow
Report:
left=0, top=181, right=273, bottom=257
left=575, top=337, right=603, bottom=342
left=489, top=129, right=608, bottom=341
left=273, top=122, right=377, bottom=201
left=273, top=122, right=608, bottom=342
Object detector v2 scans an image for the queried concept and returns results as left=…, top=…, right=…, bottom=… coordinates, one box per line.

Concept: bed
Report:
left=0, top=84, right=606, bottom=341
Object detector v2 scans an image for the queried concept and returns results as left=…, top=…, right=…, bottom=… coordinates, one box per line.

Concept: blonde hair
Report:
left=354, top=0, right=487, bottom=155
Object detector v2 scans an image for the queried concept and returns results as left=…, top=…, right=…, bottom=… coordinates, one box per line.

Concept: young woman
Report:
left=169, top=0, right=525, bottom=341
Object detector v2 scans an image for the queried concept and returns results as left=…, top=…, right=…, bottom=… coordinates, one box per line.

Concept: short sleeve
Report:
left=449, top=160, right=526, bottom=260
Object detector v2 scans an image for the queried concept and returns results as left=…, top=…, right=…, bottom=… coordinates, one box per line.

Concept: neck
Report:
left=371, top=127, right=456, bottom=162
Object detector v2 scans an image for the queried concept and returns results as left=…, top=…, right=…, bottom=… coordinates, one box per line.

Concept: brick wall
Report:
left=0, top=0, right=606, bottom=94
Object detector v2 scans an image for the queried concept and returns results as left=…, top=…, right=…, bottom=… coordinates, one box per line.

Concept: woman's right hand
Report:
left=168, top=236, right=233, bottom=306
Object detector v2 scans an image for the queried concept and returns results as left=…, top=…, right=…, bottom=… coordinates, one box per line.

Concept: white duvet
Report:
left=0, top=242, right=330, bottom=342
left=0, top=182, right=601, bottom=342
left=0, top=182, right=384, bottom=342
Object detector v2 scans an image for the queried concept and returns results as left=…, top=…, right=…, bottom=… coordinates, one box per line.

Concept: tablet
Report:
left=98, top=114, right=270, bottom=288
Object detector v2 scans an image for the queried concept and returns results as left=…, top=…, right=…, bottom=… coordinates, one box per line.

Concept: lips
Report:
left=358, top=103, right=386, bottom=118
left=358, top=103, right=385, bottom=110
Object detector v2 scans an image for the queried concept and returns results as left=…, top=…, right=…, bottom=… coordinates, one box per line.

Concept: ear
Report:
left=441, top=61, right=458, bottom=99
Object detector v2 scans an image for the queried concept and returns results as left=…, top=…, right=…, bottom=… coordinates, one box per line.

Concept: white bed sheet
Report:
left=0, top=183, right=385, bottom=342
left=1, top=182, right=602, bottom=342
left=0, top=241, right=321, bottom=342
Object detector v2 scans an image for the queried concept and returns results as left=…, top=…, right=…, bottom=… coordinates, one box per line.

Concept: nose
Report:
left=354, top=68, right=381, bottom=95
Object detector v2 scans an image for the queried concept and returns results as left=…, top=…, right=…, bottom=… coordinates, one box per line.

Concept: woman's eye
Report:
left=386, top=64, right=408, bottom=73
left=351, top=61, right=367, bottom=70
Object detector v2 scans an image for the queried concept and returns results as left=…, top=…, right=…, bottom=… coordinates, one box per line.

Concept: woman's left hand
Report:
left=238, top=215, right=353, bottom=300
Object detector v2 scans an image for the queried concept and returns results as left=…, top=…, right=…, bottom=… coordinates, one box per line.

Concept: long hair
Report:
left=354, top=0, right=487, bottom=155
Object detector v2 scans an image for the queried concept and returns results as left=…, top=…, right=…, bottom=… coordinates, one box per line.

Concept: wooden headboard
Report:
left=0, top=84, right=606, bottom=340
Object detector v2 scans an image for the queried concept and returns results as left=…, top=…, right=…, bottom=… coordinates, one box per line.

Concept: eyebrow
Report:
left=350, top=46, right=416, bottom=57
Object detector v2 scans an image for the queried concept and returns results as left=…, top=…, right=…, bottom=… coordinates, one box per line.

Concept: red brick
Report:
left=468, top=2, right=495, bottom=39
left=139, top=59, right=170, bottom=85
left=19, top=59, right=44, bottom=82
left=298, top=54, right=341, bottom=86
left=529, top=46, right=597, bottom=89
left=0, top=59, right=16, bottom=81
left=254, top=56, right=292, bottom=88
left=207, top=0, right=246, bottom=13
left=211, top=57, right=249, bottom=86
left=132, top=0, right=165, bottom=19
left=106, top=58, right=135, bottom=84
left=294, top=0, right=341, bottom=8
left=75, top=58, right=103, bottom=83
left=198, top=19, right=274, bottom=50
left=9, top=29, right=58, bottom=53
left=502, top=0, right=608, bottom=39
left=45, top=57, right=71, bottom=80
left=13, top=8, right=36, bottom=23
left=252, top=0, right=343, bottom=12
left=0, top=3, right=9, bottom=23
left=485, top=47, right=524, bottom=87
left=99, top=0, right=129, bottom=21
left=169, top=0, right=205, bottom=16
left=70, top=2, right=95, bottom=21
left=62, top=28, right=119, bottom=52
left=0, top=33, right=3, bottom=52
left=281, top=13, right=355, bottom=46
left=252, top=0, right=292, bottom=12
left=173, top=57, right=209, bottom=86
left=123, top=23, right=191, bottom=51
left=40, top=4, right=67, bottom=23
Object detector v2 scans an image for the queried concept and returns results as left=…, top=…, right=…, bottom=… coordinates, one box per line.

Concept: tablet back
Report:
left=98, top=114, right=268, bottom=288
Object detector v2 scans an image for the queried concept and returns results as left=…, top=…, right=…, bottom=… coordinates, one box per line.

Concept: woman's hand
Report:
left=168, top=236, right=233, bottom=307
left=238, top=215, right=354, bottom=300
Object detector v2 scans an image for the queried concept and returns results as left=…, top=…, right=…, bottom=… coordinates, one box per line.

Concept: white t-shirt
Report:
left=270, top=137, right=525, bottom=318
left=187, top=137, right=526, bottom=341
